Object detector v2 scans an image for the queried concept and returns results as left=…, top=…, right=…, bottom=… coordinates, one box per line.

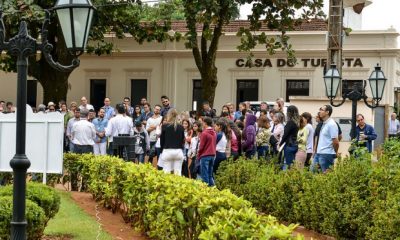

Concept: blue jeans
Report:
left=245, top=146, right=256, bottom=159
left=283, top=145, right=298, bottom=170
left=316, top=153, right=336, bottom=172
left=200, top=156, right=215, bottom=187
left=310, top=154, right=319, bottom=172
left=257, top=146, right=269, bottom=159
left=213, top=151, right=227, bottom=174
left=136, top=154, right=145, bottom=164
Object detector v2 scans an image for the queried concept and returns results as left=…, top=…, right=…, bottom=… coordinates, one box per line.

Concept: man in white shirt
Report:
left=79, top=96, right=94, bottom=111
left=71, top=109, right=96, bottom=154
left=105, top=103, right=133, bottom=157
left=146, top=104, right=162, bottom=164
left=314, top=105, right=339, bottom=173
left=66, top=109, right=81, bottom=152
left=388, top=112, right=400, bottom=138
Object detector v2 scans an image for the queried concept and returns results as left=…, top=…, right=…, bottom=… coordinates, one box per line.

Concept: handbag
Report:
left=269, top=125, right=278, bottom=146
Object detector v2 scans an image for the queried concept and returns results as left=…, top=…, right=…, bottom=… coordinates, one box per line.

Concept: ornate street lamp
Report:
left=368, top=64, right=387, bottom=103
left=323, top=63, right=386, bottom=139
left=0, top=1, right=95, bottom=239
left=54, top=0, right=95, bottom=55
left=323, top=64, right=341, bottom=99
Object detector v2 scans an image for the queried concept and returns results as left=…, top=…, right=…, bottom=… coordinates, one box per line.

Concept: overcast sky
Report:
left=241, top=0, right=400, bottom=32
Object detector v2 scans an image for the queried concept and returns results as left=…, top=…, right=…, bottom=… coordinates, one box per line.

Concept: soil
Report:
left=69, top=191, right=148, bottom=240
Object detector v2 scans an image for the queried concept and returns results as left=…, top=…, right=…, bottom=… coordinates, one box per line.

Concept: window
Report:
left=236, top=80, right=259, bottom=108
left=342, top=80, right=364, bottom=96
left=90, top=79, right=106, bottom=111
left=131, top=79, right=147, bottom=106
left=192, top=79, right=203, bottom=110
left=286, top=80, right=309, bottom=102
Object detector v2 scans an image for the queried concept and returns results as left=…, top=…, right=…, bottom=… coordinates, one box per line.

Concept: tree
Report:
left=1, top=0, right=324, bottom=107
left=0, top=0, right=172, bottom=104
left=146, top=0, right=322, bottom=107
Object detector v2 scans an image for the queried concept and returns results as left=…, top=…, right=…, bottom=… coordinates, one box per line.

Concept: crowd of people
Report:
left=0, top=95, right=383, bottom=187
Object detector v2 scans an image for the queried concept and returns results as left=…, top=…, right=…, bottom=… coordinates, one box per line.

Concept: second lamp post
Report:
left=323, top=63, right=387, bottom=139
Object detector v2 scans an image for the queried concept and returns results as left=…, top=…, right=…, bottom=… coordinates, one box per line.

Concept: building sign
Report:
left=235, top=58, right=363, bottom=68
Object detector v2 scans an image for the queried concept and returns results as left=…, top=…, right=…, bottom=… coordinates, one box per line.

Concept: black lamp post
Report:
left=323, top=63, right=387, bottom=139
left=0, top=0, right=94, bottom=239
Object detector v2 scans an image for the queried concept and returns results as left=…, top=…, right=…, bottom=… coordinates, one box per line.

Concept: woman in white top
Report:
left=301, top=112, right=315, bottom=167
left=213, top=119, right=230, bottom=175
left=187, top=121, right=202, bottom=179
left=270, top=112, right=285, bottom=154
left=155, top=117, right=166, bottom=170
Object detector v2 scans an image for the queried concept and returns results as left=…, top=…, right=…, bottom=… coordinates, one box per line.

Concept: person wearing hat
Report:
left=71, top=108, right=96, bottom=154
left=132, top=121, right=150, bottom=164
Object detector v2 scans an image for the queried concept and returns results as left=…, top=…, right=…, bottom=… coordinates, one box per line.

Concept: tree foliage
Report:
left=0, top=0, right=325, bottom=107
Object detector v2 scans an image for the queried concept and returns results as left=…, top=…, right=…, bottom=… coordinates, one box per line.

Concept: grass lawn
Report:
left=44, top=191, right=113, bottom=240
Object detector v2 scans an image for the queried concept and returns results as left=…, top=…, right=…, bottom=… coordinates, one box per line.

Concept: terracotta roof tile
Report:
left=170, top=19, right=327, bottom=33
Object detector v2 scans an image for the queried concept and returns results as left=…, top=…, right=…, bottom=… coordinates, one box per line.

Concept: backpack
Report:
left=133, top=131, right=146, bottom=151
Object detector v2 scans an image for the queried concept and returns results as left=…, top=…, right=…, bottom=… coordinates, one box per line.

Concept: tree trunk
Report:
left=38, top=66, right=71, bottom=105
left=200, top=65, right=218, bottom=108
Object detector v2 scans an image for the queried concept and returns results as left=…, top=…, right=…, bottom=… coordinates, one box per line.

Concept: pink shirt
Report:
left=231, top=130, right=239, bottom=152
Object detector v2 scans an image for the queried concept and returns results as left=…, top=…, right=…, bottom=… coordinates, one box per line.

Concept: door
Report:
left=236, top=80, right=259, bottom=108
left=90, top=79, right=106, bottom=111
left=131, top=79, right=147, bottom=106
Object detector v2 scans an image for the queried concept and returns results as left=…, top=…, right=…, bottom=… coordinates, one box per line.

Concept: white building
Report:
left=0, top=19, right=399, bottom=152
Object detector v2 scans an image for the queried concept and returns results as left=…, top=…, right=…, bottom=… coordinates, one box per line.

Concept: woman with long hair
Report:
left=188, top=121, right=202, bottom=179
left=295, top=115, right=309, bottom=169
left=229, top=121, right=241, bottom=159
left=270, top=112, right=284, bottom=155
left=160, top=109, right=185, bottom=175
left=155, top=116, right=167, bottom=170
left=213, top=119, right=230, bottom=174
left=256, top=115, right=271, bottom=160
left=181, top=119, right=193, bottom=178
left=279, top=105, right=300, bottom=170
left=132, top=105, right=143, bottom=125
left=220, top=105, right=234, bottom=120
left=301, top=112, right=314, bottom=167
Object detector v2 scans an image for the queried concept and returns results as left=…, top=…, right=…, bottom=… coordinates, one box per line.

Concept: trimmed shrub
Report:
left=63, top=153, right=299, bottom=240
left=216, top=153, right=400, bottom=239
left=0, top=196, right=46, bottom=240
left=0, top=182, right=60, bottom=223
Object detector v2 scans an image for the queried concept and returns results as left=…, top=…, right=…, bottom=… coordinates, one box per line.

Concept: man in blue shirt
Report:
left=355, top=113, right=377, bottom=153
left=102, top=97, right=115, bottom=120
left=93, top=108, right=109, bottom=155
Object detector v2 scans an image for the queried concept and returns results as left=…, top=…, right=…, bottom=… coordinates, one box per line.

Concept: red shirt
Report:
left=198, top=127, right=217, bottom=158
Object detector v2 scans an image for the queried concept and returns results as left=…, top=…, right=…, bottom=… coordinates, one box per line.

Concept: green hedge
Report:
left=0, top=196, right=46, bottom=240
left=0, top=182, right=61, bottom=223
left=63, top=153, right=301, bottom=240
left=216, top=140, right=400, bottom=240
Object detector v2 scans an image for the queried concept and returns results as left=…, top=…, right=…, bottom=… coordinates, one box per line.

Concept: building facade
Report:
left=1, top=22, right=399, bottom=146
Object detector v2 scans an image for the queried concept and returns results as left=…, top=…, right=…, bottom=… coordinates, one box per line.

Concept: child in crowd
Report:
left=132, top=121, right=150, bottom=164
